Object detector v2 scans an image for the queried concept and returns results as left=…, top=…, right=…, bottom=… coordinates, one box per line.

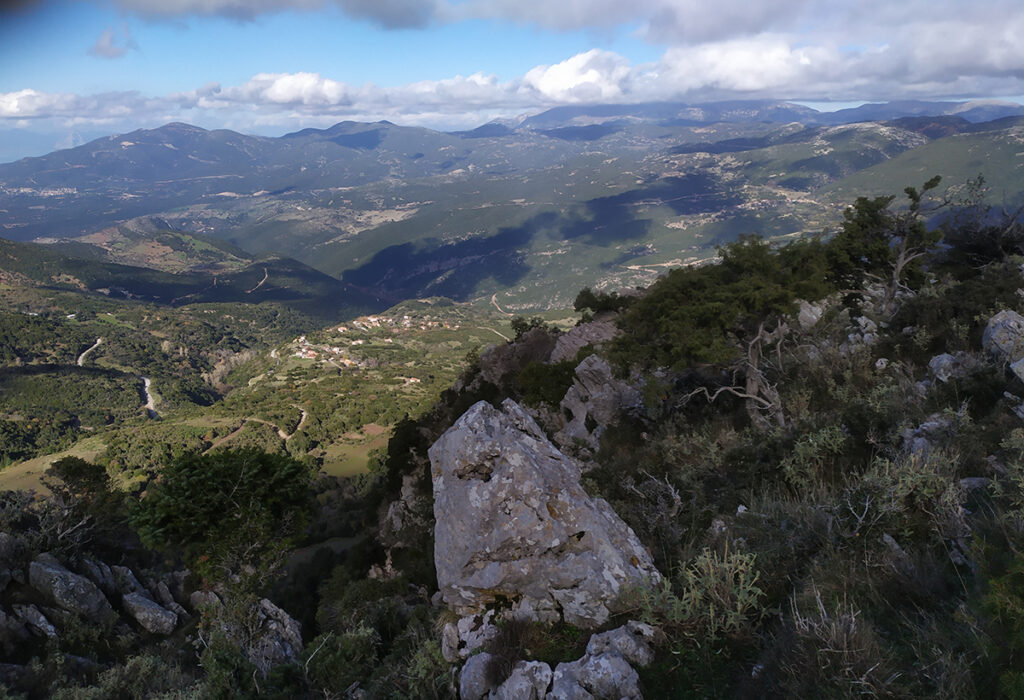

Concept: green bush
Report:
left=131, top=448, right=311, bottom=570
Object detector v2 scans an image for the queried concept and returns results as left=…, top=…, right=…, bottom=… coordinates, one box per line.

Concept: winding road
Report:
left=202, top=406, right=308, bottom=454
left=140, top=376, right=158, bottom=419
left=76, top=337, right=158, bottom=418
left=76, top=337, right=103, bottom=366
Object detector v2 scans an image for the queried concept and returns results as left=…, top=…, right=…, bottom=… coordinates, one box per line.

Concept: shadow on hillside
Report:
left=340, top=219, right=539, bottom=301
left=339, top=174, right=741, bottom=299
left=555, top=174, right=742, bottom=246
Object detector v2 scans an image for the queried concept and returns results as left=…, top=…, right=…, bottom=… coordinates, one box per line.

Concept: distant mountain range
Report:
left=2, top=99, right=1023, bottom=311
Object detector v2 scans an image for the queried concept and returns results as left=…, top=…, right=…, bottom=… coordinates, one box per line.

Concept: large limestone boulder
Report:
left=28, top=554, right=114, bottom=622
left=430, top=399, right=660, bottom=628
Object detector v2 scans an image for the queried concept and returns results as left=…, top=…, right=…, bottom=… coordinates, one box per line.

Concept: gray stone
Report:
left=168, top=571, right=190, bottom=607
left=492, top=660, right=552, bottom=700
left=959, top=477, right=992, bottom=491
left=459, top=651, right=498, bottom=700
left=190, top=590, right=221, bottom=611
left=902, top=413, right=955, bottom=457
left=12, top=604, right=57, bottom=638
left=28, top=553, right=113, bottom=622
left=111, top=565, right=149, bottom=599
left=441, top=609, right=498, bottom=662
left=984, top=310, right=1024, bottom=362
left=81, top=558, right=116, bottom=596
left=929, top=352, right=979, bottom=383
left=1011, top=357, right=1024, bottom=383
left=585, top=620, right=659, bottom=667
left=122, top=592, right=177, bottom=635
left=431, top=399, right=660, bottom=628
left=0, top=533, right=26, bottom=592
left=551, top=319, right=619, bottom=363
left=477, top=328, right=557, bottom=387
left=554, top=355, right=644, bottom=451
left=797, top=300, right=825, bottom=331
left=248, top=598, right=303, bottom=672
left=149, top=579, right=189, bottom=619
left=550, top=652, right=641, bottom=700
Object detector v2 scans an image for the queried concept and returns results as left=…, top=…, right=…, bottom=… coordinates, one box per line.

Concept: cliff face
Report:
left=430, top=398, right=660, bottom=629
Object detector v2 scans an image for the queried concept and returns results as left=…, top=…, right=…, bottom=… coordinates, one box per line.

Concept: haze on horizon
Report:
left=1, top=0, right=1023, bottom=161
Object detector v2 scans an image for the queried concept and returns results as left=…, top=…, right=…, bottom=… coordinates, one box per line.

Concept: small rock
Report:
left=797, top=300, right=824, bottom=331
left=190, top=590, right=221, bottom=611
left=111, top=566, right=149, bottom=599
left=555, top=355, right=644, bottom=451
left=459, top=652, right=498, bottom=700
left=959, top=477, right=992, bottom=491
left=708, top=518, right=727, bottom=538
left=492, top=660, right=552, bottom=700
left=928, top=352, right=979, bottom=383
left=441, top=610, right=498, bottom=662
left=122, top=592, right=177, bottom=635
left=149, top=580, right=189, bottom=619
left=0, top=607, right=31, bottom=653
left=585, top=620, right=660, bottom=667
left=551, top=319, right=619, bottom=363
left=12, top=604, right=57, bottom=638
left=81, top=559, right=116, bottom=596
left=551, top=651, right=641, bottom=700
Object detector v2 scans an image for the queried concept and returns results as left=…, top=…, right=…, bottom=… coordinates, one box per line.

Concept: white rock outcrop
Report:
left=430, top=399, right=660, bottom=628
left=554, top=355, right=644, bottom=451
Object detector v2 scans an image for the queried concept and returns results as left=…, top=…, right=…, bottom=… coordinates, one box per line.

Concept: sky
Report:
left=1, top=0, right=1024, bottom=160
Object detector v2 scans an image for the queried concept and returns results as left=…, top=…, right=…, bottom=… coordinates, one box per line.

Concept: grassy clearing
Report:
left=319, top=433, right=389, bottom=477
left=0, top=435, right=106, bottom=493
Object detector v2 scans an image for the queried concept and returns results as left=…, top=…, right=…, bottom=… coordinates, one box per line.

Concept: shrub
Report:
left=628, top=546, right=765, bottom=648
left=132, top=448, right=311, bottom=568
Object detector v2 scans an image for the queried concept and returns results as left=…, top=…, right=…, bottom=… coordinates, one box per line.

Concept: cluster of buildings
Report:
left=338, top=313, right=460, bottom=333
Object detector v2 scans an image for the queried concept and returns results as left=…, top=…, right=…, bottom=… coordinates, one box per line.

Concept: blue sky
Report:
left=2, top=0, right=1024, bottom=160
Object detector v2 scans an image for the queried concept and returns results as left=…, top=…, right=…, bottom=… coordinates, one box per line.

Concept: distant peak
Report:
left=160, top=122, right=206, bottom=132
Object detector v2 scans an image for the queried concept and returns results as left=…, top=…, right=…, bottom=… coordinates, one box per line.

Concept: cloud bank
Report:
left=3, top=0, right=1024, bottom=141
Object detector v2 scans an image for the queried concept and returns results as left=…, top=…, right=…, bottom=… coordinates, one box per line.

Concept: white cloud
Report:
left=521, top=50, right=632, bottom=103
left=88, top=24, right=138, bottom=59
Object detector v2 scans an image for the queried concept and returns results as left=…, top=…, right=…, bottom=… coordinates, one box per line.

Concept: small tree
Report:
left=828, top=176, right=943, bottom=315
left=132, top=448, right=311, bottom=580
left=611, top=235, right=833, bottom=428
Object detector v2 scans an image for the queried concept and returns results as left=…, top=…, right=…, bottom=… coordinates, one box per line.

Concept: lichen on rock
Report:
left=430, top=399, right=660, bottom=628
